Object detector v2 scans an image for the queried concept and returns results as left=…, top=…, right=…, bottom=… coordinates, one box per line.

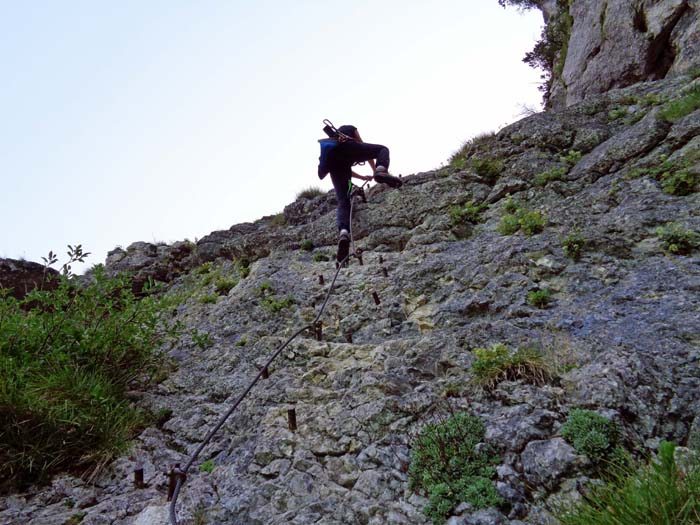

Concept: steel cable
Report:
left=169, top=181, right=369, bottom=524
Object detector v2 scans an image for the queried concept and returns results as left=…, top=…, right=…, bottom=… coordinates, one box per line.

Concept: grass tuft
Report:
left=471, top=343, right=554, bottom=389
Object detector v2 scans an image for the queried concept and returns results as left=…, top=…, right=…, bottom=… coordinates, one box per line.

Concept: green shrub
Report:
left=562, top=230, right=586, bottom=260
left=199, top=459, right=215, bottom=473
left=658, top=84, right=700, bottom=123
left=0, top=264, right=181, bottom=489
left=557, top=441, right=700, bottom=525
left=660, top=169, right=698, bottom=196
left=534, top=166, right=567, bottom=186
left=191, top=329, right=213, bottom=349
left=471, top=343, right=553, bottom=389
left=449, top=200, right=489, bottom=225
left=502, top=194, right=518, bottom=213
left=214, top=276, right=238, bottom=295
left=198, top=293, right=218, bottom=304
left=519, top=210, right=547, bottom=236
left=561, top=149, right=582, bottom=165
left=656, top=223, right=700, bottom=255
left=560, top=409, right=619, bottom=463
left=409, top=413, right=501, bottom=525
left=194, top=262, right=213, bottom=275
left=639, top=93, right=661, bottom=107
left=527, top=288, right=551, bottom=308
left=471, top=158, right=504, bottom=182
left=300, top=239, right=314, bottom=252
left=313, top=252, right=330, bottom=262
left=235, top=258, right=251, bottom=279
left=270, top=213, right=287, bottom=226
left=498, top=213, right=521, bottom=235
left=296, top=186, right=324, bottom=200
left=608, top=108, right=628, bottom=121
left=497, top=204, right=546, bottom=236
left=257, top=282, right=294, bottom=313
left=448, top=132, right=497, bottom=168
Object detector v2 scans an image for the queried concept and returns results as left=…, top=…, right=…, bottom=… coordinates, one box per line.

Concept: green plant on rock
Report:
left=191, top=329, right=213, bottom=349
left=527, top=288, right=551, bottom=308
left=471, top=157, right=504, bottom=182
left=449, top=200, right=489, bottom=225
left=199, top=459, right=215, bottom=473
left=658, top=84, right=700, bottom=123
left=257, top=281, right=294, bottom=313
left=300, top=239, right=314, bottom=252
left=449, top=132, right=497, bottom=169
left=270, top=213, right=287, bottom=227
left=660, top=168, right=698, bottom=196
left=557, top=441, right=700, bottom=525
left=214, top=276, right=238, bottom=295
left=198, top=293, right=218, bottom=305
left=296, top=186, right=324, bottom=200
left=656, top=223, right=700, bottom=255
left=534, top=166, right=567, bottom=186
left=560, top=409, right=620, bottom=464
left=409, top=413, right=501, bottom=525
left=0, top=261, right=182, bottom=489
left=234, top=258, right=251, bottom=279
left=608, top=107, right=628, bottom=121
left=498, top=202, right=547, bottom=237
left=471, top=343, right=553, bottom=389
left=629, top=154, right=699, bottom=196
left=313, top=252, right=330, bottom=262
left=562, top=229, right=586, bottom=260
left=502, top=194, right=518, bottom=213
left=560, top=149, right=582, bottom=165
left=639, top=93, right=662, bottom=107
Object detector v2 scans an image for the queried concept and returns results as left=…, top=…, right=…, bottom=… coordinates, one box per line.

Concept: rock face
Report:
left=540, top=0, right=700, bottom=108
left=1, top=75, right=699, bottom=524
left=0, top=258, right=58, bottom=300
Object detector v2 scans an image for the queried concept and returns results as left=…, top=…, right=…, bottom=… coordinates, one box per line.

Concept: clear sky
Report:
left=1, top=1, right=544, bottom=272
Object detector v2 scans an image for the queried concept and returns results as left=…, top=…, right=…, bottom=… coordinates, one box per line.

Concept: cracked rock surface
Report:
left=1, top=76, right=700, bottom=524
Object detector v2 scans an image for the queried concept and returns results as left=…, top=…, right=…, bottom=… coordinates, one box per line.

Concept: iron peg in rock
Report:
left=315, top=321, right=323, bottom=341
left=372, top=290, right=381, bottom=305
left=134, top=467, right=144, bottom=488
left=287, top=408, right=297, bottom=432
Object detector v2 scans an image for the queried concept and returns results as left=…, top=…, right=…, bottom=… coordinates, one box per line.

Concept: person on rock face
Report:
left=317, top=124, right=397, bottom=265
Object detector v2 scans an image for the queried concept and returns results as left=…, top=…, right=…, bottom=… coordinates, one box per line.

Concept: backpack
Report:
left=317, top=119, right=355, bottom=180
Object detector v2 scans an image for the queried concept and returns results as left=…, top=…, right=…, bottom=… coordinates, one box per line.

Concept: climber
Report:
left=317, top=122, right=401, bottom=264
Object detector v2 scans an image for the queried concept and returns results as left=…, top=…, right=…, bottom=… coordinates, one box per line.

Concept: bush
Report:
left=313, top=252, right=330, bottom=262
left=257, top=282, right=294, bottom=313
left=471, top=158, right=504, bottom=182
left=557, top=441, right=700, bottom=525
left=562, top=230, right=586, bottom=260
left=0, top=265, right=181, bottom=489
left=300, top=239, right=314, bottom=252
left=560, top=150, right=582, bottom=165
left=658, top=84, right=700, bottom=123
left=198, top=293, right=218, bottom=304
left=560, top=409, right=619, bottom=464
left=499, top=204, right=547, bottom=236
left=270, top=213, right=287, bottom=226
left=448, top=132, right=497, bottom=168
left=534, top=166, right=567, bottom=186
left=296, top=186, right=324, bottom=200
left=656, top=223, right=700, bottom=255
left=527, top=288, right=551, bottom=308
left=214, top=276, right=238, bottom=295
left=471, top=343, right=553, bottom=389
left=409, top=413, right=501, bottom=525
left=608, top=108, right=628, bottom=121
left=661, top=169, right=698, bottom=196
left=449, top=200, right=489, bottom=225
left=199, top=459, right=215, bottom=473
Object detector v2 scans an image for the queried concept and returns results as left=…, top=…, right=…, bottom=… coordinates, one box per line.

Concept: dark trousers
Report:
left=329, top=142, right=390, bottom=231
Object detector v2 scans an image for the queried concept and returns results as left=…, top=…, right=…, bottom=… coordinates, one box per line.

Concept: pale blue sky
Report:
left=1, top=1, right=543, bottom=271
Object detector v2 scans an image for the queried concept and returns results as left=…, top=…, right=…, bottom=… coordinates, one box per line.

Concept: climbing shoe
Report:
left=374, top=167, right=402, bottom=189
left=336, top=229, right=350, bottom=266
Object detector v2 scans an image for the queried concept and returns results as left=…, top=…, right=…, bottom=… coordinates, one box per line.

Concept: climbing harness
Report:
left=168, top=181, right=374, bottom=525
